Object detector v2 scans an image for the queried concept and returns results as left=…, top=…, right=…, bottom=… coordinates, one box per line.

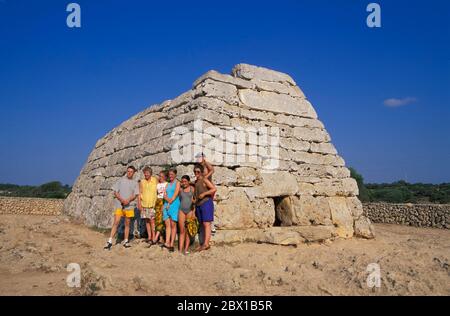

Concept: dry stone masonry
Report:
left=364, top=203, right=450, bottom=229
left=64, top=64, right=375, bottom=244
left=0, top=197, right=63, bottom=216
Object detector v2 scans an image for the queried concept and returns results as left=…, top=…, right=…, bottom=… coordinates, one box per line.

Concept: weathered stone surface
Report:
left=232, top=63, right=296, bottom=86
left=214, top=189, right=254, bottom=229
left=235, top=167, right=260, bottom=186
left=314, top=178, right=359, bottom=197
left=252, top=198, right=276, bottom=228
left=194, top=79, right=239, bottom=106
left=294, top=225, right=336, bottom=242
left=329, top=197, right=354, bottom=238
left=292, top=127, right=330, bottom=142
left=275, top=114, right=324, bottom=129
left=252, top=79, right=305, bottom=98
left=262, top=228, right=304, bottom=245
left=213, top=167, right=238, bottom=186
left=347, top=196, right=364, bottom=218
left=215, top=186, right=230, bottom=202
left=297, top=182, right=315, bottom=195
left=193, top=70, right=255, bottom=90
left=238, top=89, right=317, bottom=118
left=64, top=63, right=374, bottom=241
left=212, top=225, right=337, bottom=245
left=245, top=172, right=298, bottom=200
left=354, top=216, right=375, bottom=239
left=310, top=142, right=337, bottom=155
left=293, top=195, right=332, bottom=226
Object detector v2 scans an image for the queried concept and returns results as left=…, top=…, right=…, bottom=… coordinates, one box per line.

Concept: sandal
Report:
left=123, top=242, right=132, bottom=248
left=104, top=242, right=112, bottom=250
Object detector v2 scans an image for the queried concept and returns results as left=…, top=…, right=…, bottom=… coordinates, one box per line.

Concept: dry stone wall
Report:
left=0, top=197, right=63, bottom=216
left=64, top=64, right=375, bottom=242
left=363, top=203, right=450, bottom=229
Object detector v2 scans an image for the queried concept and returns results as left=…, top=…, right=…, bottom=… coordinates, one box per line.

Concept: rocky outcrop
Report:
left=64, top=63, right=375, bottom=242
left=364, top=203, right=450, bottom=229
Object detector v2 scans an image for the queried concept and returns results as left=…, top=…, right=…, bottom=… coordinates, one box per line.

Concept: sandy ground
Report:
left=0, top=214, right=448, bottom=296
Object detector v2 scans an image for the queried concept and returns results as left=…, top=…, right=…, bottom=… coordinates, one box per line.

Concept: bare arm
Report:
left=204, top=160, right=214, bottom=179
left=114, top=191, right=124, bottom=204
left=137, top=182, right=143, bottom=210
left=199, top=178, right=216, bottom=199
left=164, top=189, right=170, bottom=203
left=172, top=181, right=181, bottom=202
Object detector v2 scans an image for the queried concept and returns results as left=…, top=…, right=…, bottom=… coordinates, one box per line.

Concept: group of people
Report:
left=103, top=154, right=217, bottom=254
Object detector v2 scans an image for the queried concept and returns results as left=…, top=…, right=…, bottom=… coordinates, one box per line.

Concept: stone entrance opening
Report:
left=273, top=196, right=294, bottom=227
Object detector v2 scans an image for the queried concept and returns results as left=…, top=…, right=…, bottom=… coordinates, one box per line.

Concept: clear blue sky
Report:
left=0, top=0, right=449, bottom=185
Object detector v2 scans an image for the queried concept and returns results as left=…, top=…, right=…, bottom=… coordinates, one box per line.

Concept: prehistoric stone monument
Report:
left=64, top=64, right=374, bottom=245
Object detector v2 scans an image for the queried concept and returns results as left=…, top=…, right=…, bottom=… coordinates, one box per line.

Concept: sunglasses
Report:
left=194, top=170, right=201, bottom=174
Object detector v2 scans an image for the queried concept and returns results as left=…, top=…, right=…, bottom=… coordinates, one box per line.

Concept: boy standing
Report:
left=104, top=166, right=139, bottom=250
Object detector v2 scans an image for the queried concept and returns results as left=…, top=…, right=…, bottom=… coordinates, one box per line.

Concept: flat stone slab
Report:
left=213, top=225, right=337, bottom=246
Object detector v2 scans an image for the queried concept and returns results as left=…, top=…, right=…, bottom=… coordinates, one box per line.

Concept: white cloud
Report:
left=383, top=97, right=417, bottom=107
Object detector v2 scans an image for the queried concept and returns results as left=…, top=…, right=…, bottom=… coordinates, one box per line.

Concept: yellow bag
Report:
left=186, top=218, right=199, bottom=237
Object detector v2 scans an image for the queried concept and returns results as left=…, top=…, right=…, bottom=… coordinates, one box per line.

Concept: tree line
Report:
left=0, top=182, right=71, bottom=199
left=349, top=168, right=450, bottom=204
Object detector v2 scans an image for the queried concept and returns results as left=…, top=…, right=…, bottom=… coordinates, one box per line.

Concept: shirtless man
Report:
left=195, top=153, right=216, bottom=239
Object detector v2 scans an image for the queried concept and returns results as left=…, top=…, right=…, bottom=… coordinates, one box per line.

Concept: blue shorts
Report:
left=195, top=198, right=214, bottom=223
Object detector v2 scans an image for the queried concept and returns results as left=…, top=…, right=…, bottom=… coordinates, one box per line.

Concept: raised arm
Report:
left=204, top=160, right=215, bottom=179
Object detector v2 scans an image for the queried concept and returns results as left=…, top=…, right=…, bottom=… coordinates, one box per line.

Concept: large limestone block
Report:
left=295, top=164, right=350, bottom=179
left=214, top=189, right=254, bottom=229
left=193, top=70, right=255, bottom=90
left=235, top=167, right=260, bottom=186
left=354, top=217, right=375, bottom=239
left=346, top=196, right=364, bottom=218
left=212, top=167, right=238, bottom=186
left=328, top=197, right=354, bottom=238
left=238, top=89, right=317, bottom=118
left=297, top=182, right=315, bottom=195
left=215, top=186, right=230, bottom=202
left=194, top=79, right=239, bottom=106
left=262, top=228, right=305, bottom=246
left=292, top=127, right=330, bottom=143
left=294, top=225, right=336, bottom=242
left=288, top=151, right=345, bottom=167
left=232, top=63, right=297, bottom=86
left=251, top=79, right=305, bottom=98
left=279, top=137, right=310, bottom=152
left=293, top=195, right=333, bottom=226
left=313, top=178, right=359, bottom=197
left=252, top=198, right=276, bottom=228
left=275, top=114, right=324, bottom=129
left=245, top=171, right=298, bottom=199
left=310, top=142, right=337, bottom=155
